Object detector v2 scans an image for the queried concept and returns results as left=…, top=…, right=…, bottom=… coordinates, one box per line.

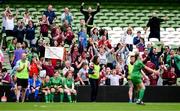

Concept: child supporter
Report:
left=64, top=71, right=77, bottom=103
left=50, top=71, right=64, bottom=102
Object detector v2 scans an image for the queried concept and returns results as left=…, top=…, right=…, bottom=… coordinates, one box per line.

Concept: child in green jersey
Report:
left=42, top=76, right=51, bottom=103
left=64, top=71, right=77, bottom=103
left=50, top=71, right=64, bottom=102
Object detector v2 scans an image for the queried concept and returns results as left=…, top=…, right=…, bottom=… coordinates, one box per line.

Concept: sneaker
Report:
left=136, top=100, right=145, bottom=105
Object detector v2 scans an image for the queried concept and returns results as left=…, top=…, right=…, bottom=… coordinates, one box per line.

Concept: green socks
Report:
left=60, top=93, right=64, bottom=102
left=67, top=95, right=72, bottom=102
left=51, top=93, right=55, bottom=102
left=45, top=95, right=48, bottom=103
left=138, top=88, right=145, bottom=101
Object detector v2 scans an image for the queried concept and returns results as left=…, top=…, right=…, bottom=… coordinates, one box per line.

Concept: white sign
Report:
left=45, top=47, right=64, bottom=60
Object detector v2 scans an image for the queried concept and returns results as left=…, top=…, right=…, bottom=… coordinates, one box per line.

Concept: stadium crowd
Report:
left=0, top=3, right=180, bottom=103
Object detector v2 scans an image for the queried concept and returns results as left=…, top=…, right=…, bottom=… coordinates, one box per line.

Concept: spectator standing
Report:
left=15, top=53, right=30, bottom=102
left=166, top=50, right=180, bottom=85
left=133, top=31, right=141, bottom=45
left=44, top=4, right=56, bottom=25
left=23, top=9, right=31, bottom=25
left=4, top=7, right=17, bottom=36
left=11, top=43, right=26, bottom=68
left=25, top=20, right=36, bottom=47
left=148, top=45, right=163, bottom=69
left=89, top=56, right=100, bottom=102
left=14, top=21, right=26, bottom=43
left=40, top=15, right=49, bottom=37
left=145, top=13, right=168, bottom=41
left=78, top=62, right=89, bottom=85
left=107, top=69, right=121, bottom=86
left=122, top=28, right=134, bottom=51
left=61, top=7, right=73, bottom=26
left=80, top=2, right=100, bottom=36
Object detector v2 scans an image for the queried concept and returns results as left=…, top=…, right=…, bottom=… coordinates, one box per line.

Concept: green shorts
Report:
left=131, top=76, right=142, bottom=85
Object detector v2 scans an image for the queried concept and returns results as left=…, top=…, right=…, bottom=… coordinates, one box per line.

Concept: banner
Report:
left=45, top=47, right=64, bottom=60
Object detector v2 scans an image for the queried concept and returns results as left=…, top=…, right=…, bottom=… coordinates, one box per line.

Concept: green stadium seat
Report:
left=166, top=13, right=175, bottom=17
left=161, top=10, right=170, bottom=14
left=101, top=9, right=109, bottom=13
left=98, top=23, right=106, bottom=27
left=136, top=13, right=145, bottom=17
left=104, top=20, right=112, bottom=24
left=135, top=20, right=145, bottom=24
left=118, top=23, right=128, bottom=27
left=109, top=16, right=119, bottom=20
left=132, top=10, right=139, bottom=13
left=111, top=9, right=118, bottom=13
left=108, top=23, right=118, bottom=28
left=99, top=16, right=108, bottom=20
left=161, top=24, right=169, bottom=28
left=115, top=13, right=124, bottom=17
left=124, top=20, right=134, bottom=24
left=121, top=9, right=129, bottom=13
left=166, top=21, right=176, bottom=25
left=105, top=13, right=114, bottom=16
left=158, top=13, right=165, bottom=17
left=125, top=13, right=134, bottom=17
left=171, top=10, right=179, bottom=14
left=96, top=12, right=104, bottom=17
left=130, top=17, right=139, bottom=21
left=140, top=17, right=149, bottom=21
left=141, top=10, right=150, bottom=13
left=120, top=16, right=129, bottom=20
left=28, top=8, right=36, bottom=12
left=171, top=24, right=179, bottom=28
left=114, top=20, right=123, bottom=24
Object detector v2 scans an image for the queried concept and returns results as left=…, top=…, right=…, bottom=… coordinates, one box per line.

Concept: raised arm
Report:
left=80, top=2, right=86, bottom=15
left=92, top=3, right=100, bottom=14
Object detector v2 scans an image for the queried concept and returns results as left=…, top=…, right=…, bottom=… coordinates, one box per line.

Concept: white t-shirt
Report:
left=108, top=74, right=121, bottom=86
left=5, top=17, right=14, bottom=30
left=125, top=35, right=134, bottom=45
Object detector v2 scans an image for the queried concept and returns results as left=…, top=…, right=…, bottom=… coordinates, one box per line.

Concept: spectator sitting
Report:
left=27, top=74, right=41, bottom=101
left=50, top=71, right=64, bottom=102
left=64, top=71, right=77, bottom=103
left=42, top=76, right=51, bottom=103
left=61, top=7, right=73, bottom=26
left=44, top=4, right=56, bottom=25
left=1, top=68, right=11, bottom=102
left=99, top=29, right=109, bottom=40
left=98, top=35, right=112, bottom=49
